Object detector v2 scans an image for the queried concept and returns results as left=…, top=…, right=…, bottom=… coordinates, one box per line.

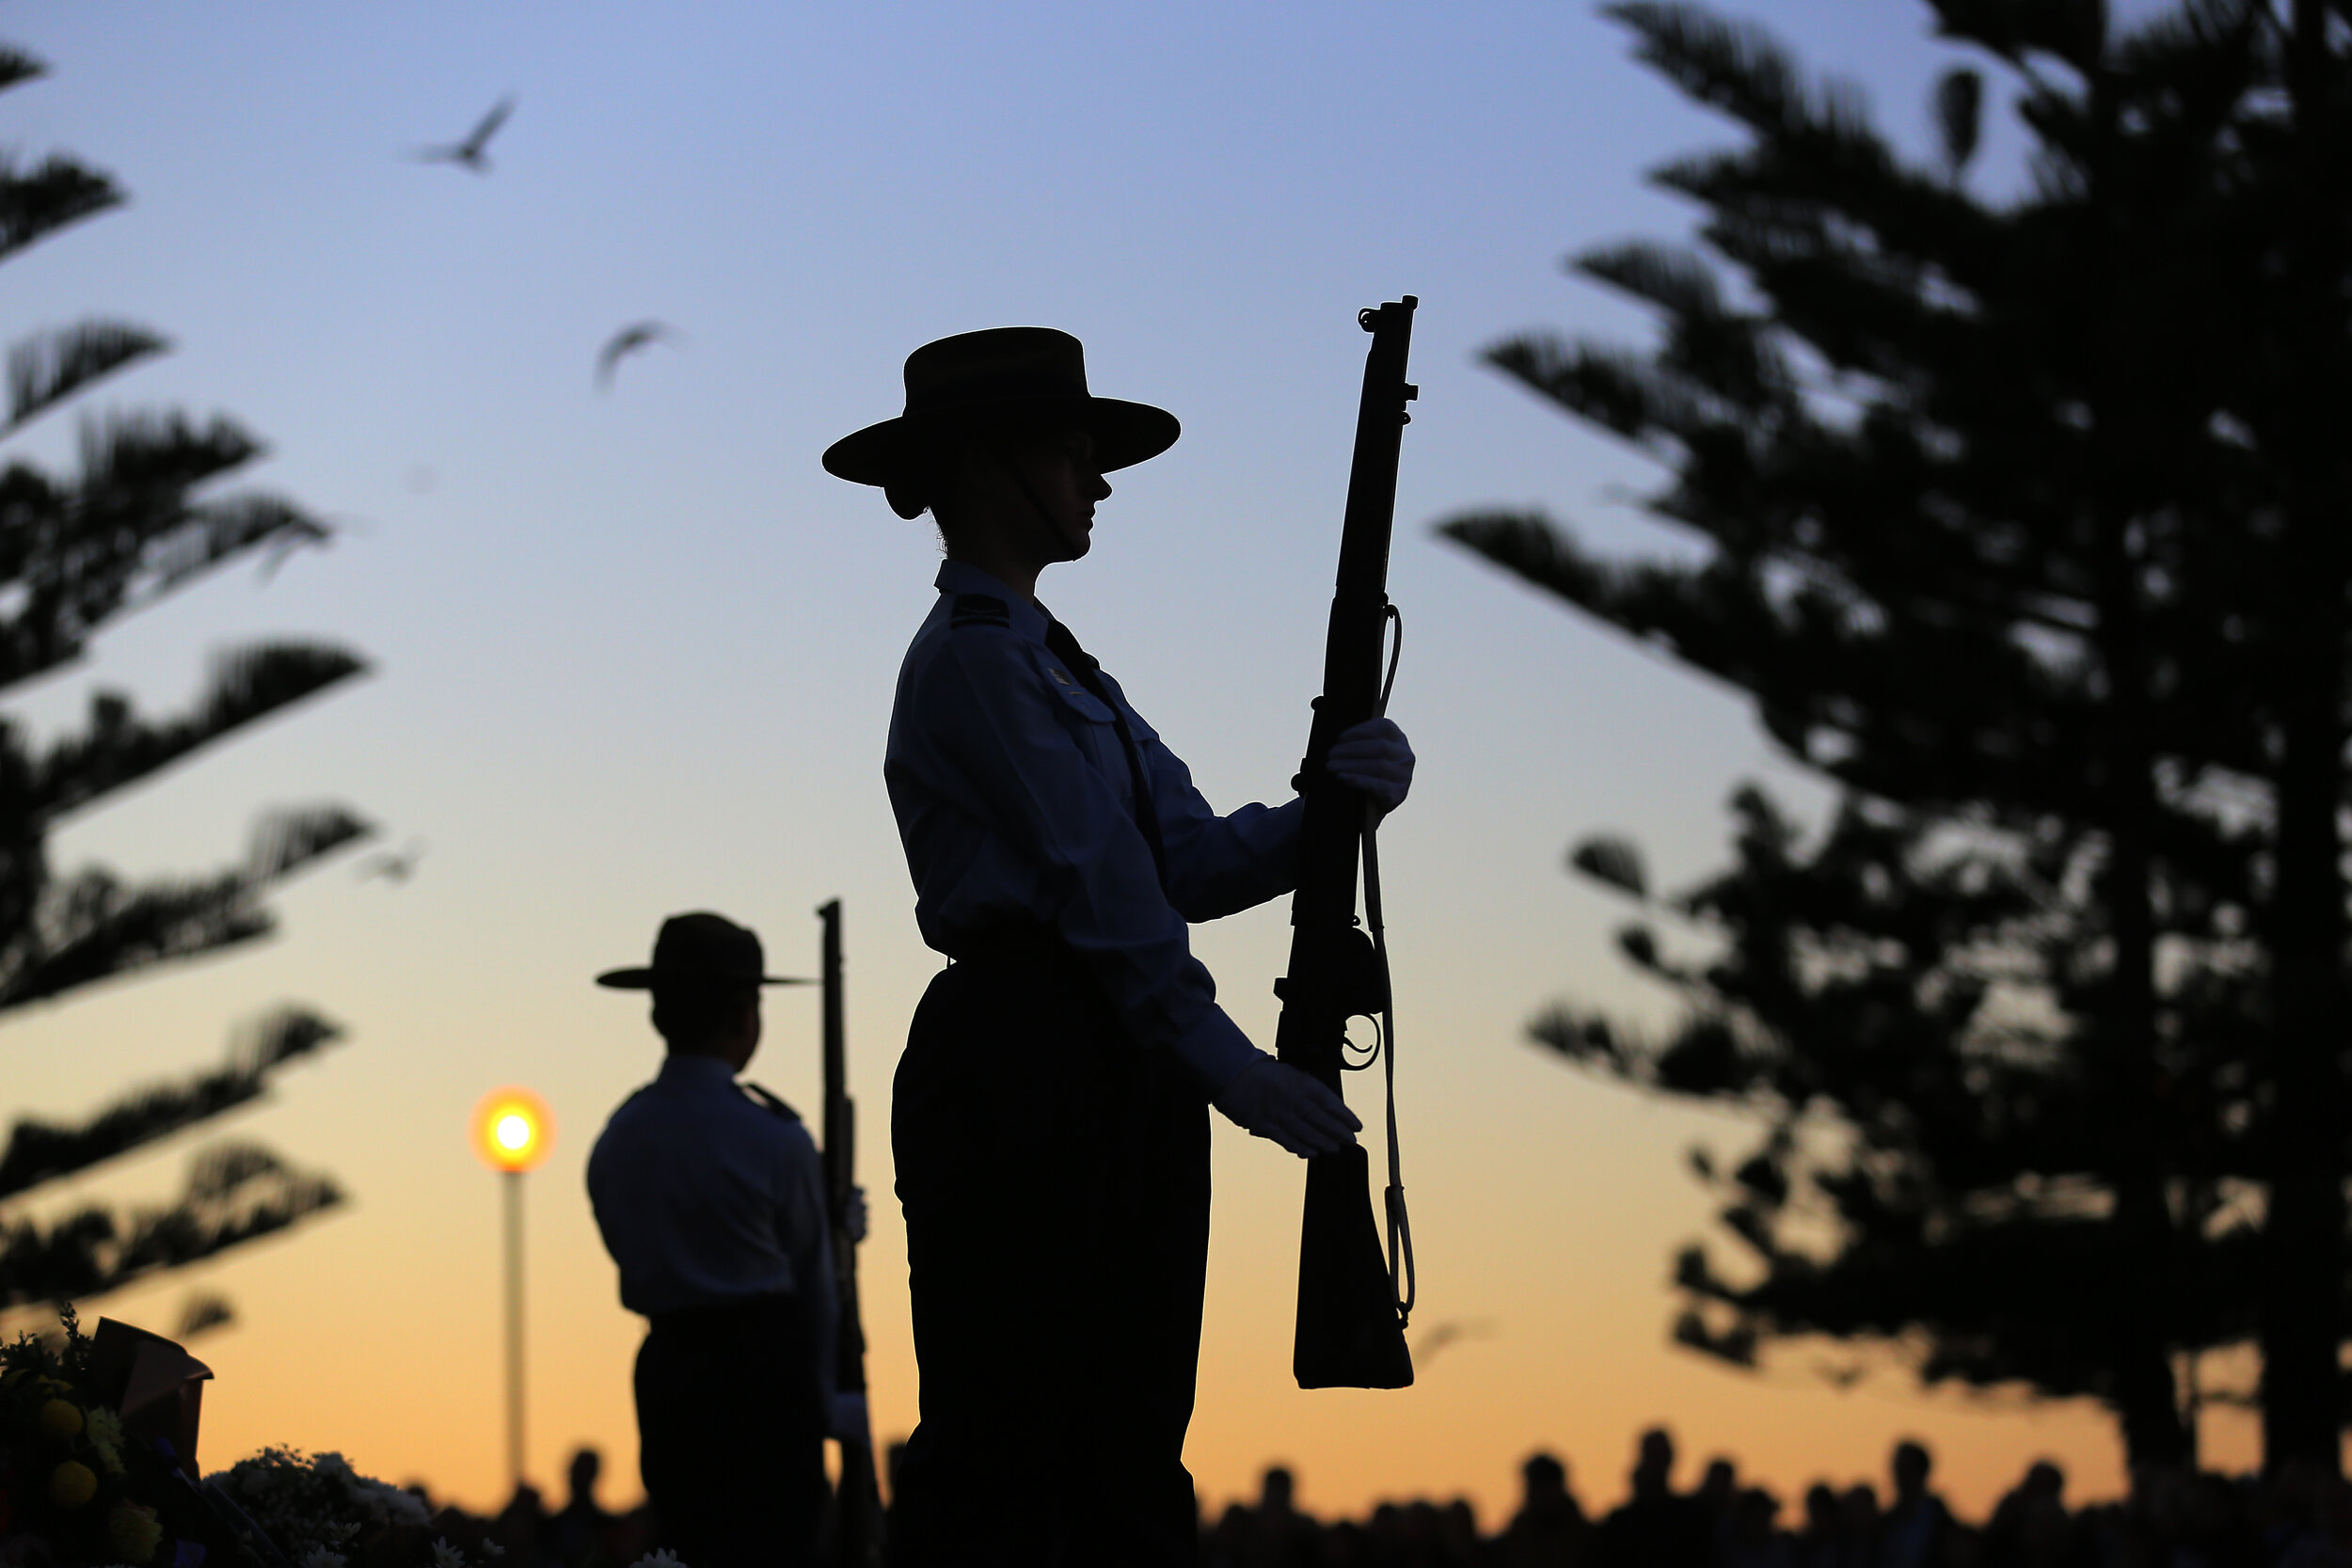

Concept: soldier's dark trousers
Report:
left=889, top=943, right=1211, bottom=1567
left=636, top=1293, right=826, bottom=1568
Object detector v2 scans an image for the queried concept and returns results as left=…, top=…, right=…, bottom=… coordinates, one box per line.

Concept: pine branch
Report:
left=3, top=321, right=171, bottom=436
left=30, top=641, right=370, bottom=824
left=1484, top=334, right=1722, bottom=451
left=0, top=48, right=47, bottom=96
left=1437, top=509, right=1618, bottom=606
left=0, top=1008, right=343, bottom=1201
left=0, top=804, right=373, bottom=1012
left=1605, top=3, right=1862, bottom=141
left=1926, top=0, right=2111, bottom=72
left=1935, top=69, right=1985, bottom=179
left=1570, top=834, right=1652, bottom=900
left=0, top=1141, right=342, bottom=1312
left=77, top=408, right=262, bottom=499
left=141, top=494, right=334, bottom=607
left=0, top=443, right=336, bottom=695
left=0, top=151, right=121, bottom=265
left=1574, top=241, right=1798, bottom=416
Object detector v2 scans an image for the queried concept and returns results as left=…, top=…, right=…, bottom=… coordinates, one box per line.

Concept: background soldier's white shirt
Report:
left=587, top=1053, right=839, bottom=1385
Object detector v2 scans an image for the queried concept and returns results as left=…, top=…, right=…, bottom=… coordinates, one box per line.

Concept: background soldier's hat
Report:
left=595, top=911, right=813, bottom=990
left=822, top=326, right=1180, bottom=515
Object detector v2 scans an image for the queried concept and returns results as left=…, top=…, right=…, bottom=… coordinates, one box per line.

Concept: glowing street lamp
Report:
left=471, top=1087, right=552, bottom=1495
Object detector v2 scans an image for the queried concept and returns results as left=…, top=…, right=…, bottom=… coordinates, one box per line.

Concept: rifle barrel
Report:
left=818, top=899, right=884, bottom=1563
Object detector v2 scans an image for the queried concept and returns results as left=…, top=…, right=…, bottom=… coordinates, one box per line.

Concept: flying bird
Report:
left=597, top=321, right=681, bottom=390
left=413, top=96, right=515, bottom=173
left=176, top=1292, right=235, bottom=1340
left=1412, top=1318, right=1497, bottom=1368
left=357, top=839, right=428, bottom=885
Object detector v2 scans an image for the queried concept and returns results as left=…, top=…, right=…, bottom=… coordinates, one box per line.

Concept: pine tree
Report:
left=1440, top=0, right=2349, bottom=1466
left=0, top=44, right=372, bottom=1325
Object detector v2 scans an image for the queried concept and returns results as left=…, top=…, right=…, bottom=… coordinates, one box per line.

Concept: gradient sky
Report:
left=3, top=0, right=2236, bottom=1530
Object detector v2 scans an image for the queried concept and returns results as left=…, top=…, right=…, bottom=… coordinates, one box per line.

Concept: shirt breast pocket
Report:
left=1030, top=649, right=1119, bottom=726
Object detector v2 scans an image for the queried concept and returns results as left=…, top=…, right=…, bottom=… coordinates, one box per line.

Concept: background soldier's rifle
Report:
left=818, top=899, right=885, bottom=1564
left=1274, top=295, right=1419, bottom=1390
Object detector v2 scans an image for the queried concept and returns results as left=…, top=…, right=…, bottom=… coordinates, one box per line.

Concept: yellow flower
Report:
left=87, top=1405, right=127, bottom=1473
left=40, top=1397, right=86, bottom=1439
left=109, top=1501, right=164, bottom=1562
left=50, top=1460, right=98, bottom=1509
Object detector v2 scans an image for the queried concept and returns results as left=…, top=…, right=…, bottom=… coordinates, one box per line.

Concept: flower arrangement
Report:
left=4, top=1309, right=690, bottom=1568
left=205, top=1449, right=432, bottom=1568
left=0, top=1307, right=169, bottom=1568
left=0, top=1310, right=459, bottom=1568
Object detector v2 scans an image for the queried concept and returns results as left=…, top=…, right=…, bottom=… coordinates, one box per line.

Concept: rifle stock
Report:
left=818, top=900, right=886, bottom=1564
left=1274, top=296, right=1418, bottom=1391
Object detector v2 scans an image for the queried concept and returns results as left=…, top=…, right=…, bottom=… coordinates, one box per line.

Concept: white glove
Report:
left=1213, top=1056, right=1360, bottom=1157
left=1327, top=718, right=1415, bottom=815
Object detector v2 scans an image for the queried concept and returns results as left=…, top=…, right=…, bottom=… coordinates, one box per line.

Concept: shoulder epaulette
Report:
left=950, top=594, right=1010, bottom=629
left=741, top=1081, right=803, bottom=1122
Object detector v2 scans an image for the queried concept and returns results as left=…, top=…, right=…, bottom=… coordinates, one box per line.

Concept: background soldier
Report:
left=587, top=911, right=868, bottom=1568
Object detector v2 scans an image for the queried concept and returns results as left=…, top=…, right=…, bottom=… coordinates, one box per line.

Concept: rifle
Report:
left=1274, top=295, right=1419, bottom=1390
left=818, top=899, right=886, bottom=1563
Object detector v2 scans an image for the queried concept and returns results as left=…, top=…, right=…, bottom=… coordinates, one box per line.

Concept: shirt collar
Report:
left=935, top=560, right=1049, bottom=643
left=656, top=1053, right=740, bottom=1089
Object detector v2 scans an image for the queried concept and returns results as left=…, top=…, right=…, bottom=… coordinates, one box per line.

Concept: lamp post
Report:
left=471, top=1086, right=553, bottom=1497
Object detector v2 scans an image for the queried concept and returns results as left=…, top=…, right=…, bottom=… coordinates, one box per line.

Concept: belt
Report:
left=647, top=1291, right=798, bottom=1338
left=948, top=922, right=1070, bottom=965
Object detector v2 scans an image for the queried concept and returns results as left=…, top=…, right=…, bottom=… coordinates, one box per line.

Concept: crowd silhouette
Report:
left=1200, top=1429, right=2352, bottom=1568
left=403, top=1425, right=2352, bottom=1568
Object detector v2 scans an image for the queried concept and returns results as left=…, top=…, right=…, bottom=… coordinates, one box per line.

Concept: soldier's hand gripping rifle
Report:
left=1276, top=295, right=1419, bottom=1390
left=818, top=899, right=886, bottom=1564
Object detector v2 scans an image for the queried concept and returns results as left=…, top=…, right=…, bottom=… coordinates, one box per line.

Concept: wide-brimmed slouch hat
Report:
left=822, top=327, right=1178, bottom=516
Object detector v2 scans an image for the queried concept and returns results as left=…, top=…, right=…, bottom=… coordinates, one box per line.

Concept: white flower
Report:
left=432, top=1539, right=468, bottom=1568
left=629, top=1551, right=689, bottom=1568
left=483, top=1544, right=505, bottom=1560
left=300, top=1550, right=347, bottom=1568
left=351, top=1473, right=431, bottom=1528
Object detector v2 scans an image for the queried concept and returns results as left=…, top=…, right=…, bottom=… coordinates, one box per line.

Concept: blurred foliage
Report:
left=0, top=42, right=372, bottom=1319
left=1443, top=0, right=2352, bottom=1468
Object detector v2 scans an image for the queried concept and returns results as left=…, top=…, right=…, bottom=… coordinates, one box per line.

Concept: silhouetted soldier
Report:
left=586, top=912, right=869, bottom=1568
left=1233, top=1467, right=1321, bottom=1568
left=1499, top=1452, right=1590, bottom=1568
left=1874, top=1441, right=1953, bottom=1568
left=1700, top=1456, right=1740, bottom=1562
left=1725, top=1487, right=1794, bottom=1568
left=548, top=1448, right=612, bottom=1568
left=1796, top=1483, right=1845, bottom=1568
left=824, top=327, right=1415, bottom=1565
left=1981, top=1461, right=2072, bottom=1568
left=492, top=1484, right=550, bottom=1568
left=1593, top=1428, right=1711, bottom=1568
left=1840, top=1484, right=1882, bottom=1568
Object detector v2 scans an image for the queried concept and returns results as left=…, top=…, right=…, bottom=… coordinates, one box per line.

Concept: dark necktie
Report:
left=1043, top=618, right=1169, bottom=894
